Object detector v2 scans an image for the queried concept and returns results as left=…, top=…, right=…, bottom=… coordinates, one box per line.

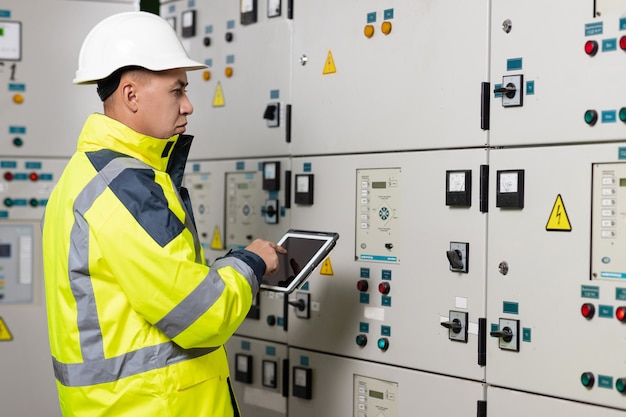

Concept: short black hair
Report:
left=96, top=66, right=145, bottom=101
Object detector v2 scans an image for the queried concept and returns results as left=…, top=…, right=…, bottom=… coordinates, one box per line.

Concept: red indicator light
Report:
left=378, top=282, right=390, bottom=295
left=616, top=306, right=626, bottom=322
left=3, top=172, right=14, bottom=181
left=581, top=303, right=595, bottom=319
left=620, top=36, right=626, bottom=51
left=356, top=280, right=369, bottom=292
left=29, top=172, right=39, bottom=181
left=585, top=40, right=599, bottom=56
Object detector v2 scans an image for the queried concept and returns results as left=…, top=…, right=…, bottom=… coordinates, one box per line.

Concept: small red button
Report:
left=378, top=282, right=390, bottom=295
left=581, top=303, right=595, bottom=319
left=585, top=40, right=598, bottom=56
left=357, top=280, right=369, bottom=292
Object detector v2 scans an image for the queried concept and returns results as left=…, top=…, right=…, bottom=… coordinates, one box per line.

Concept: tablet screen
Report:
left=261, top=230, right=338, bottom=293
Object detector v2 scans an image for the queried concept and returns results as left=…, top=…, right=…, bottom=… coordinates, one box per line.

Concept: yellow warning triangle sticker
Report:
left=546, top=194, right=572, bottom=231
left=211, top=226, right=223, bottom=250
left=0, top=317, right=14, bottom=341
left=213, top=82, right=225, bottom=107
left=320, top=257, right=334, bottom=275
left=322, top=50, right=337, bottom=75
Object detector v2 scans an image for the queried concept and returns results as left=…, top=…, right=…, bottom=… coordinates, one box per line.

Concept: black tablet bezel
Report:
left=260, top=229, right=339, bottom=293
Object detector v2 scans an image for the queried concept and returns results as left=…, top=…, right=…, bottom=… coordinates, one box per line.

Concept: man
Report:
left=42, top=11, right=285, bottom=417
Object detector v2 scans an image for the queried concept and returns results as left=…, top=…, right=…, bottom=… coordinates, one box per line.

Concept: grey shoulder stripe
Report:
left=70, top=158, right=146, bottom=361
left=70, top=156, right=166, bottom=362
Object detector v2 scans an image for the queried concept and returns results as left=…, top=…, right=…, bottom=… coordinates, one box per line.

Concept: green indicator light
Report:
left=3, top=198, right=13, bottom=207
left=616, top=378, right=626, bottom=393
left=584, top=110, right=598, bottom=126
left=12, top=137, right=23, bottom=147
left=29, top=198, right=39, bottom=207
left=355, top=334, right=367, bottom=347
left=377, top=337, right=389, bottom=351
left=619, top=107, right=626, bottom=122
left=0, top=28, right=4, bottom=36
left=581, top=372, right=595, bottom=388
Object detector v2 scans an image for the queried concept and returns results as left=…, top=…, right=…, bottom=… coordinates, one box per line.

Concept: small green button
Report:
left=355, top=334, right=367, bottom=347
left=581, top=372, right=595, bottom=388
left=584, top=110, right=598, bottom=126
left=377, top=337, right=389, bottom=351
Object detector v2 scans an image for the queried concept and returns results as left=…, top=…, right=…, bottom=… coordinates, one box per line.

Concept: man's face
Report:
left=132, top=68, right=193, bottom=139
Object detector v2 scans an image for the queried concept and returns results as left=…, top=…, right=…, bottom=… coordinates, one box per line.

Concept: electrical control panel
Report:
left=288, top=151, right=487, bottom=383
left=488, top=143, right=626, bottom=410
left=356, top=168, right=401, bottom=264
left=490, top=1, right=626, bottom=146
left=166, top=1, right=626, bottom=415
left=290, top=0, right=489, bottom=155
left=0, top=1, right=135, bottom=158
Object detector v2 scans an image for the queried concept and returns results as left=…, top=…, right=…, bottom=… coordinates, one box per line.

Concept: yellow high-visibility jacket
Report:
left=42, top=113, right=265, bottom=417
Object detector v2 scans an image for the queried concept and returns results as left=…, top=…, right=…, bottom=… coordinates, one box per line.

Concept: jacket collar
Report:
left=77, top=113, right=193, bottom=179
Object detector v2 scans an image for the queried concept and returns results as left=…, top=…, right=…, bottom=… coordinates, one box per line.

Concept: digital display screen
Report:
left=262, top=237, right=326, bottom=288
left=369, top=390, right=384, bottom=400
left=620, top=178, right=626, bottom=187
left=0, top=244, right=10, bottom=258
left=264, top=163, right=277, bottom=179
left=372, top=181, right=387, bottom=189
left=237, top=183, right=249, bottom=189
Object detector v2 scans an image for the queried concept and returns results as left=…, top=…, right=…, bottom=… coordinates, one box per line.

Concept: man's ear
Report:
left=119, top=81, right=139, bottom=113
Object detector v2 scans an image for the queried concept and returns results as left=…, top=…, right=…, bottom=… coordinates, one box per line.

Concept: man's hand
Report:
left=245, top=239, right=287, bottom=276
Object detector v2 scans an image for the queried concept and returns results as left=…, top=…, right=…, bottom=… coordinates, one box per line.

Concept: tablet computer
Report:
left=260, top=229, right=339, bottom=293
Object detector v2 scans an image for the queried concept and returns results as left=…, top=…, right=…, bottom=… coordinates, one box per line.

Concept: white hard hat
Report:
left=74, top=11, right=206, bottom=84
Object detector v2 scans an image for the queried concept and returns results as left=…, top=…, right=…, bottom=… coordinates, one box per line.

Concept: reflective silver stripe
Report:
left=53, top=343, right=218, bottom=387
left=70, top=157, right=143, bottom=361
left=220, top=256, right=259, bottom=295
left=155, top=257, right=256, bottom=338
left=59, top=155, right=218, bottom=386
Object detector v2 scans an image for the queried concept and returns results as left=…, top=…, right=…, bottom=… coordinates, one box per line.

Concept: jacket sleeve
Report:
left=90, top=171, right=265, bottom=349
